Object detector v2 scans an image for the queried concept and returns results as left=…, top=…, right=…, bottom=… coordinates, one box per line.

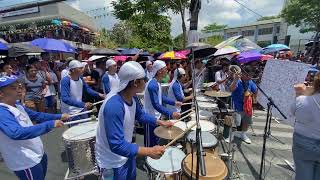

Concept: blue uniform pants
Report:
left=99, top=156, right=136, bottom=180
left=14, top=153, right=48, bottom=180
left=144, top=123, right=159, bottom=147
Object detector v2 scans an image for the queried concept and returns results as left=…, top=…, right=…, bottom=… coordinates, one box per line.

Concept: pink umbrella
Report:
left=176, top=49, right=191, bottom=56
left=261, top=54, right=274, bottom=61
left=113, top=55, right=128, bottom=62
left=159, top=51, right=187, bottom=60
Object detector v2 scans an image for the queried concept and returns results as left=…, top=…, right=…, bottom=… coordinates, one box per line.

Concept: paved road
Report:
left=0, top=110, right=295, bottom=180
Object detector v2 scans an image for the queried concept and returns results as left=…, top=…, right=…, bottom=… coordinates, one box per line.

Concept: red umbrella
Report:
left=261, top=54, right=273, bottom=61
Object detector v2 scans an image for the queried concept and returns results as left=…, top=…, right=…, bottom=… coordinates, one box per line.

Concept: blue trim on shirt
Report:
left=147, top=79, right=174, bottom=118
left=102, top=73, right=111, bottom=94
left=172, top=80, right=184, bottom=102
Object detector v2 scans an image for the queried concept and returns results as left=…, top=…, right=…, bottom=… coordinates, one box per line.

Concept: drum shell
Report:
left=63, top=136, right=96, bottom=176
left=185, top=131, right=218, bottom=154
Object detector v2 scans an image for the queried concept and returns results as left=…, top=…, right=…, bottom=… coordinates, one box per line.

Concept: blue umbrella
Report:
left=237, top=50, right=262, bottom=64
left=31, top=38, right=75, bottom=53
left=266, top=44, right=290, bottom=50
left=309, top=67, right=319, bottom=73
left=0, top=42, right=8, bottom=50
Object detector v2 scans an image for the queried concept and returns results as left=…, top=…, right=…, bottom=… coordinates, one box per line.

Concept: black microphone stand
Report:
left=237, top=66, right=287, bottom=180
left=190, top=51, right=206, bottom=179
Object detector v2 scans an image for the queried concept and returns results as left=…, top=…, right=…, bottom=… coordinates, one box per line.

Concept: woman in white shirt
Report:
left=292, top=72, right=320, bottom=180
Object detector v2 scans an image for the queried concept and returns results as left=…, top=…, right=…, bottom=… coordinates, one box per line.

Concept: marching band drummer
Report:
left=144, top=60, right=182, bottom=147
left=102, top=59, right=120, bottom=95
left=0, top=75, right=69, bottom=180
left=95, top=61, right=173, bottom=180
left=167, top=68, right=193, bottom=112
left=60, top=60, right=105, bottom=121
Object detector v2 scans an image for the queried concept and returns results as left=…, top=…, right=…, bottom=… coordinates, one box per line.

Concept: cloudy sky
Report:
left=1, top=0, right=285, bottom=37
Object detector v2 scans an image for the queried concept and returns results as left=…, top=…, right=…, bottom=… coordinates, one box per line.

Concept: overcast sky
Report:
left=1, top=0, right=285, bottom=37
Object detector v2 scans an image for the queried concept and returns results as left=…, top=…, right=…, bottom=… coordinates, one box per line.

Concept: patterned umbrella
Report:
left=214, top=46, right=240, bottom=56
left=159, top=51, right=187, bottom=60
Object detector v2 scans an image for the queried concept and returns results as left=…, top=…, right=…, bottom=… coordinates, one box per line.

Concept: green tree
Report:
left=173, top=34, right=185, bottom=50
left=94, top=28, right=117, bottom=49
left=109, top=21, right=132, bottom=46
left=112, top=0, right=172, bottom=52
left=281, top=0, right=320, bottom=63
left=201, top=23, right=227, bottom=33
left=204, top=35, right=224, bottom=46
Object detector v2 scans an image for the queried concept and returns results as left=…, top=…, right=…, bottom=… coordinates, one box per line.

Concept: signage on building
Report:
left=1, top=6, right=40, bottom=18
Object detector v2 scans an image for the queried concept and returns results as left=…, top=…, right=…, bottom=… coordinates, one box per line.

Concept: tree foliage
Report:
left=111, top=0, right=172, bottom=52
left=94, top=28, right=117, bottom=49
left=281, top=0, right=320, bottom=33
left=203, top=35, right=224, bottom=46
left=201, top=23, right=227, bottom=33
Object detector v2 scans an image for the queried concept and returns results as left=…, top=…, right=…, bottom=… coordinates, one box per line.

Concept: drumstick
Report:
left=64, top=116, right=97, bottom=126
left=181, top=102, right=194, bottom=106
left=164, top=123, right=197, bottom=149
left=93, top=100, right=104, bottom=106
left=70, top=107, right=97, bottom=118
left=180, top=108, right=194, bottom=116
left=172, top=113, right=193, bottom=124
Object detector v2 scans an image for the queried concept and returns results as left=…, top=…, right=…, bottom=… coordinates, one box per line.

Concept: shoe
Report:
left=242, top=133, right=252, bottom=144
left=225, top=134, right=234, bottom=143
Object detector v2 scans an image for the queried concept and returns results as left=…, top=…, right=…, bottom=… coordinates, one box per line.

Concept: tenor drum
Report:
left=146, top=147, right=186, bottom=180
left=182, top=152, right=228, bottom=180
left=62, top=122, right=97, bottom=176
left=198, top=101, right=218, bottom=111
left=186, top=120, right=216, bottom=133
left=186, top=131, right=218, bottom=154
left=169, top=120, right=187, bottom=131
left=190, top=110, right=212, bottom=121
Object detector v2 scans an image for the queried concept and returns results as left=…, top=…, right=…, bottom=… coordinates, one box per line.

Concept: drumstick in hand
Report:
left=181, top=102, right=194, bottom=106
left=164, top=123, right=197, bottom=149
left=180, top=108, right=194, bottom=116
left=172, top=113, right=193, bottom=124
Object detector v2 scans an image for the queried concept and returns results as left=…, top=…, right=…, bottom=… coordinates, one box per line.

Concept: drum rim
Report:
left=62, top=122, right=97, bottom=140
left=186, top=120, right=216, bottom=132
left=146, top=147, right=185, bottom=174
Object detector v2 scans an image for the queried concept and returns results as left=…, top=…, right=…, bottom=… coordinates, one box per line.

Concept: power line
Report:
left=233, top=0, right=264, bottom=18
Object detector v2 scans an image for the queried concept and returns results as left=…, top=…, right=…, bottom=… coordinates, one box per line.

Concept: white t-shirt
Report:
left=45, top=72, right=58, bottom=97
left=61, top=69, right=69, bottom=79
left=60, top=78, right=83, bottom=114
left=215, top=70, right=227, bottom=92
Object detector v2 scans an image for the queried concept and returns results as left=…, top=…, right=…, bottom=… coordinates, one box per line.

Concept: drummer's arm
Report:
left=148, top=83, right=174, bottom=118
left=104, top=101, right=139, bottom=158
left=229, top=79, right=239, bottom=92
left=134, top=97, right=157, bottom=125
left=23, top=105, right=62, bottom=123
left=162, top=95, right=175, bottom=106
left=0, top=109, right=55, bottom=140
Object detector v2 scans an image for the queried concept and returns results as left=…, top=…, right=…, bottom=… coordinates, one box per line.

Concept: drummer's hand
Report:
left=85, top=102, right=93, bottom=110
left=99, top=93, right=106, bottom=99
left=172, top=112, right=181, bottom=120
left=233, top=73, right=241, bottom=81
left=157, top=120, right=174, bottom=128
left=54, top=120, right=64, bottom=128
left=61, top=114, right=70, bottom=121
left=294, top=83, right=306, bottom=96
left=175, top=101, right=183, bottom=107
left=148, top=145, right=166, bottom=159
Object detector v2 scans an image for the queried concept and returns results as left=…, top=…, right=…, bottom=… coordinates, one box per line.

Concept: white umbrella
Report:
left=213, top=46, right=240, bottom=56
left=88, top=55, right=107, bottom=61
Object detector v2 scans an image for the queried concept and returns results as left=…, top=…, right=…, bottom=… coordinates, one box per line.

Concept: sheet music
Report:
left=257, top=60, right=311, bottom=126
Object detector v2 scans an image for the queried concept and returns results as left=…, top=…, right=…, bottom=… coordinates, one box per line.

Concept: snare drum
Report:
left=169, top=120, right=187, bottom=131
left=198, top=101, right=218, bottom=111
left=186, top=131, right=218, bottom=153
left=182, top=152, right=228, bottom=180
left=196, top=95, right=212, bottom=102
left=62, top=122, right=98, bottom=177
left=186, top=120, right=216, bottom=133
left=146, top=147, right=186, bottom=180
left=190, top=110, right=212, bottom=121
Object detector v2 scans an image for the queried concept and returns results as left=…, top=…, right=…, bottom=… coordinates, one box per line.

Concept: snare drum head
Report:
left=190, top=110, right=212, bottom=120
left=147, top=147, right=185, bottom=173
left=187, top=131, right=217, bottom=148
left=198, top=101, right=218, bottom=109
left=196, top=95, right=211, bottom=102
left=169, top=120, right=187, bottom=131
left=63, top=122, right=97, bottom=141
left=187, top=120, right=216, bottom=132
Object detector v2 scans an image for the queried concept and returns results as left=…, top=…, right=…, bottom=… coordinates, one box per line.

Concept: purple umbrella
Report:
left=31, top=38, right=75, bottom=53
left=237, top=51, right=262, bottom=64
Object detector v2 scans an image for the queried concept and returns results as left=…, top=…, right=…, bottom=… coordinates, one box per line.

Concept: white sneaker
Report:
left=225, top=134, right=234, bottom=143
left=242, top=133, right=252, bottom=144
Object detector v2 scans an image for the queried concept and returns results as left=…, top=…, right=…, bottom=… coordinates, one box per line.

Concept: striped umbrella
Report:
left=159, top=51, right=187, bottom=60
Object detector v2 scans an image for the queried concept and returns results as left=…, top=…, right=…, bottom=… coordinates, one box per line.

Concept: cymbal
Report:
left=204, top=91, right=231, bottom=98
left=154, top=126, right=184, bottom=140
